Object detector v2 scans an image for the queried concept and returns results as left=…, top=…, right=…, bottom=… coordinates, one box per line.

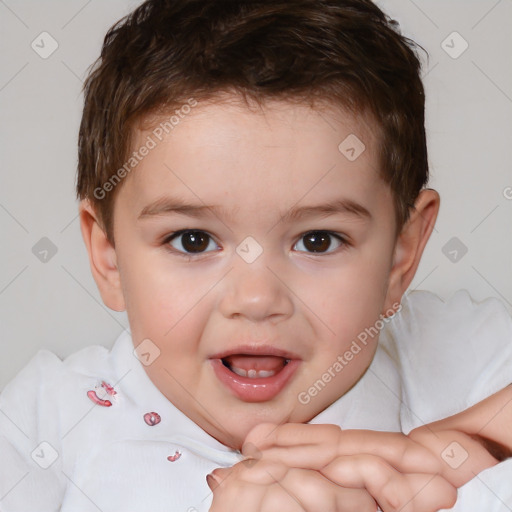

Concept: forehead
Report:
left=117, top=96, right=391, bottom=226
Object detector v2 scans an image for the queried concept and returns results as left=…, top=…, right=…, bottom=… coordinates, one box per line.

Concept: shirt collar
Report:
left=110, top=329, right=401, bottom=464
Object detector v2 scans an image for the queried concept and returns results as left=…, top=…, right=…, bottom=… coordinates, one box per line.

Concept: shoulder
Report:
left=0, top=336, right=127, bottom=510
left=1, top=340, right=115, bottom=394
left=384, top=288, right=512, bottom=346
left=0, top=335, right=125, bottom=440
left=380, top=290, right=512, bottom=428
left=383, top=288, right=512, bottom=368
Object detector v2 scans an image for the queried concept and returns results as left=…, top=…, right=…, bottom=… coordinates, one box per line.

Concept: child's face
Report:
left=105, top=96, right=403, bottom=449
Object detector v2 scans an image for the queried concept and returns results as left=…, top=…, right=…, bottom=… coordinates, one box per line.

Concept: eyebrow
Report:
left=137, top=196, right=372, bottom=222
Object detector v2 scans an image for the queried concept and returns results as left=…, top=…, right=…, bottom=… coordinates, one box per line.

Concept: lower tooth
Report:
left=248, top=369, right=257, bottom=378
left=257, top=370, right=275, bottom=378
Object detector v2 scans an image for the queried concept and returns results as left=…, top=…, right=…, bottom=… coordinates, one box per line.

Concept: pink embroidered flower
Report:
left=87, top=381, right=118, bottom=407
left=167, top=450, right=181, bottom=462
left=101, top=381, right=117, bottom=396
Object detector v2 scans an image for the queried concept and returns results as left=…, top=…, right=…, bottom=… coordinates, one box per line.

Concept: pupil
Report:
left=182, top=231, right=209, bottom=252
left=304, top=232, right=330, bottom=252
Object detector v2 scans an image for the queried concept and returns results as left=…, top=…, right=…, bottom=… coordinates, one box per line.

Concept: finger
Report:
left=209, top=478, right=267, bottom=512
left=320, top=454, right=457, bottom=512
left=207, top=467, right=232, bottom=491
left=212, top=460, right=378, bottom=512
left=389, top=473, right=457, bottom=512
left=408, top=426, right=498, bottom=488
left=244, top=423, right=341, bottom=452
left=277, top=467, right=378, bottom=512
left=254, top=444, right=340, bottom=471
left=211, top=459, right=289, bottom=487
left=244, top=422, right=281, bottom=443
left=210, top=481, right=305, bottom=512
left=249, top=426, right=442, bottom=475
left=209, top=462, right=307, bottom=512
left=260, top=484, right=311, bottom=512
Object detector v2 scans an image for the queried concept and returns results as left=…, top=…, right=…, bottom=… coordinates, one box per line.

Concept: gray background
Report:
left=1, top=0, right=511, bottom=390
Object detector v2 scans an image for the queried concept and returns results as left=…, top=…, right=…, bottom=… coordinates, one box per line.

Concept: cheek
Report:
left=314, top=256, right=390, bottom=344
left=120, top=252, right=204, bottom=338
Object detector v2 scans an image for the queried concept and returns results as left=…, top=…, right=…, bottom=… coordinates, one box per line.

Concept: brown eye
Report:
left=294, top=231, right=344, bottom=253
left=168, top=230, right=217, bottom=254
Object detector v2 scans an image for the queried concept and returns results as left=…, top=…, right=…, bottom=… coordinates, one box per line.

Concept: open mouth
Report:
left=211, top=350, right=300, bottom=402
left=221, top=355, right=291, bottom=379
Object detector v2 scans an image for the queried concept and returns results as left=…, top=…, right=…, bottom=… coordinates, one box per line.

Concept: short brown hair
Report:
left=77, top=0, right=428, bottom=244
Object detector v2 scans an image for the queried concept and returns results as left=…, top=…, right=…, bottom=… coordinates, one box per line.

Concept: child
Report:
left=1, top=0, right=511, bottom=510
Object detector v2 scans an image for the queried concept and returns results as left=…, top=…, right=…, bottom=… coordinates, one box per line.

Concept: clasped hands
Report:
left=207, top=420, right=500, bottom=512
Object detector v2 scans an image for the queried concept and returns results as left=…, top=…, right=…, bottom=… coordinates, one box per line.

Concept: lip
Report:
left=209, top=345, right=301, bottom=402
left=210, top=345, right=300, bottom=361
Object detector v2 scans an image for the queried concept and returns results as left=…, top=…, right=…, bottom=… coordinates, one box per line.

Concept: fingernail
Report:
left=206, top=473, right=219, bottom=490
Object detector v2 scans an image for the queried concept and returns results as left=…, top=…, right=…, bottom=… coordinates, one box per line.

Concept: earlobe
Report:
left=382, top=189, right=440, bottom=313
left=79, top=199, right=126, bottom=312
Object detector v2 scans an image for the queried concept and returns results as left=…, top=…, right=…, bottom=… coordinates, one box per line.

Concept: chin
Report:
left=219, top=405, right=300, bottom=451
left=208, top=422, right=251, bottom=451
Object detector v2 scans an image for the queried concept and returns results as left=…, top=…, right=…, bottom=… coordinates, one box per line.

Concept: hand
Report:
left=209, top=385, right=512, bottom=511
left=208, top=456, right=378, bottom=512
left=236, top=423, right=457, bottom=512
left=243, top=423, right=442, bottom=473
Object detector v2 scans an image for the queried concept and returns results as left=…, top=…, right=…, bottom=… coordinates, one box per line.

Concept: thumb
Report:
left=206, top=467, right=231, bottom=491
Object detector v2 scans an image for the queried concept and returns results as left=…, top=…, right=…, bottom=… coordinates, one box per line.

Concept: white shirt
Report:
left=0, top=289, right=511, bottom=511
left=381, top=289, right=512, bottom=510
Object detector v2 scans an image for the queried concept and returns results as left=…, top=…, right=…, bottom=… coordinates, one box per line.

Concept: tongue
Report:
left=224, top=355, right=286, bottom=372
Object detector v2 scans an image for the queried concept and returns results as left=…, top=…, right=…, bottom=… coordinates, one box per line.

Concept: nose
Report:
left=218, top=258, right=294, bottom=323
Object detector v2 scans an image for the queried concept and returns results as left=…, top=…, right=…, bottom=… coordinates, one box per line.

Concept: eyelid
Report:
left=163, top=228, right=217, bottom=242
left=300, top=230, right=348, bottom=242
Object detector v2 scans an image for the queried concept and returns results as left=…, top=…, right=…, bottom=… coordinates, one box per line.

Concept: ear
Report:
left=382, top=188, right=440, bottom=315
left=79, top=199, right=126, bottom=312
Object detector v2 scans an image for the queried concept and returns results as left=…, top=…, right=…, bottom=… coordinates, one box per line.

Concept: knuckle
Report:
left=325, top=423, right=342, bottom=434
left=407, top=425, right=429, bottom=443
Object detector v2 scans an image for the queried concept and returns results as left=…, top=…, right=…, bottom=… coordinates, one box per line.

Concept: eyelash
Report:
left=162, top=229, right=349, bottom=257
